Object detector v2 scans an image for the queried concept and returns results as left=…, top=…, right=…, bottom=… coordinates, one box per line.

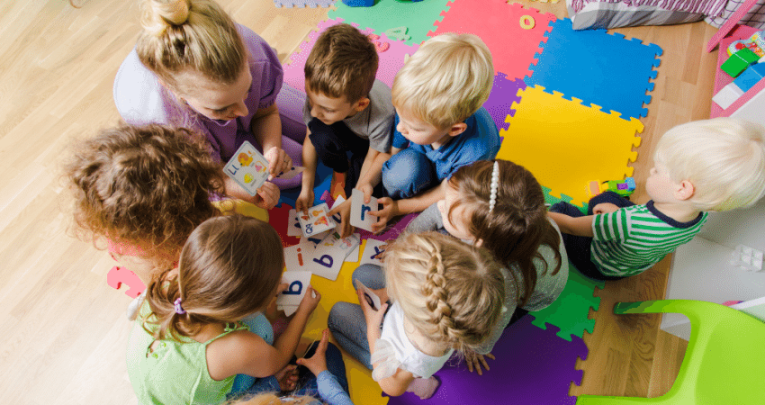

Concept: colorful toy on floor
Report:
left=106, top=266, right=145, bottom=298
left=727, top=30, right=765, bottom=58
left=721, top=47, right=761, bottom=78
left=586, top=177, right=635, bottom=198
left=713, top=63, right=765, bottom=109
left=342, top=0, right=373, bottom=6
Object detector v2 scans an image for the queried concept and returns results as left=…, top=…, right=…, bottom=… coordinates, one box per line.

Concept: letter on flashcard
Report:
left=284, top=281, right=303, bottom=295
left=313, top=254, right=334, bottom=268
left=371, top=246, right=384, bottom=260
left=361, top=205, right=371, bottom=221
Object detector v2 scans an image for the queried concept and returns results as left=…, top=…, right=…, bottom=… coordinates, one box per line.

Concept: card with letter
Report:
left=222, top=141, right=270, bottom=196
left=354, top=279, right=381, bottom=311
left=298, top=203, right=336, bottom=237
left=276, top=271, right=312, bottom=316
left=287, top=209, right=302, bottom=237
left=360, top=239, right=387, bottom=266
left=350, top=189, right=378, bottom=232
left=284, top=239, right=315, bottom=272
left=278, top=166, right=304, bottom=180
left=307, top=231, right=359, bottom=281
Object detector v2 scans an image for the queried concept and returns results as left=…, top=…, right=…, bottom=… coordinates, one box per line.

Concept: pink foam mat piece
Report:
left=283, top=18, right=419, bottom=92
left=430, top=0, right=556, bottom=81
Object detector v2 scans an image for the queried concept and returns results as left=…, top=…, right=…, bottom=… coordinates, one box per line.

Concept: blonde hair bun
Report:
left=141, top=0, right=191, bottom=36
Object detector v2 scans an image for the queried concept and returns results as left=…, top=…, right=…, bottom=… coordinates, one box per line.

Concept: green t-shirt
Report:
left=126, top=300, right=248, bottom=405
left=591, top=201, right=707, bottom=277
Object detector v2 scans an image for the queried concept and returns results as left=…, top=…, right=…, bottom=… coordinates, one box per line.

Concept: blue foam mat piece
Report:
left=525, top=18, right=662, bottom=121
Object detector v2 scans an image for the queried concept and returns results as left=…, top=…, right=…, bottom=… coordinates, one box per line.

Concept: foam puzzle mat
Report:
left=496, top=85, right=643, bottom=208
left=525, top=18, right=662, bottom=121
left=328, top=0, right=451, bottom=45
left=429, top=0, right=556, bottom=81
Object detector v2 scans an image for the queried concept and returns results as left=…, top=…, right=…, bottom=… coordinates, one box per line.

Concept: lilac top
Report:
left=113, top=24, right=283, bottom=163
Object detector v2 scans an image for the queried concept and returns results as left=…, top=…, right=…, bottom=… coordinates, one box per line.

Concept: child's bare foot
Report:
left=406, top=376, right=440, bottom=399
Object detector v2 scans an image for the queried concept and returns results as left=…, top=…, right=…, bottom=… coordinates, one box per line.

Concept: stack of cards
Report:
left=223, top=141, right=269, bottom=197
left=285, top=231, right=361, bottom=281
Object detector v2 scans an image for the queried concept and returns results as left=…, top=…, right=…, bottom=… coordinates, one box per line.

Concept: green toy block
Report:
left=722, top=47, right=761, bottom=78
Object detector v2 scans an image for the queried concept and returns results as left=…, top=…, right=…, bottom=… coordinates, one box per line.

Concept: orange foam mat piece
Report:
left=497, top=85, right=643, bottom=207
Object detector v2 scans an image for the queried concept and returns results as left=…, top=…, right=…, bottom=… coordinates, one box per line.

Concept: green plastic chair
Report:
left=576, top=299, right=765, bottom=405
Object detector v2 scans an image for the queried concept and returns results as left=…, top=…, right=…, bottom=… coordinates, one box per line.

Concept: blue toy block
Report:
left=342, top=0, right=373, bottom=6
left=625, top=177, right=636, bottom=191
left=733, top=63, right=765, bottom=92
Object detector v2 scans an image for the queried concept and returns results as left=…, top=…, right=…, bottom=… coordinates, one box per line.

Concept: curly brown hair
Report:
left=65, top=123, right=224, bottom=267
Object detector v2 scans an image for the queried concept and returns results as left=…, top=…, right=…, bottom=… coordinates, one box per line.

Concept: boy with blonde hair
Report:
left=297, top=24, right=395, bottom=236
left=549, top=118, right=765, bottom=280
left=370, top=33, right=500, bottom=232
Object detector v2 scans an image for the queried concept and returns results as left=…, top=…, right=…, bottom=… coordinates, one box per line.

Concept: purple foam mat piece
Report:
left=525, top=18, right=662, bottom=121
left=273, top=0, right=335, bottom=7
left=388, top=316, right=586, bottom=404
left=484, top=74, right=526, bottom=132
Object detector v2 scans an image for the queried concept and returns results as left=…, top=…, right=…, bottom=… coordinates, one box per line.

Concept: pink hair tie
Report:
left=174, top=297, right=186, bottom=315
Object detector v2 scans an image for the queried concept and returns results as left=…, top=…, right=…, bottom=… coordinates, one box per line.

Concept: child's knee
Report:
left=382, top=150, right=436, bottom=199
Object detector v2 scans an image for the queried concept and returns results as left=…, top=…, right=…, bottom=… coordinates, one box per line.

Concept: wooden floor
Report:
left=0, top=0, right=718, bottom=403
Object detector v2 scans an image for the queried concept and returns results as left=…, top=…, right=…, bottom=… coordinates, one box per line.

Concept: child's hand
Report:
left=358, top=288, right=388, bottom=328
left=296, top=329, right=330, bottom=377
left=264, top=147, right=292, bottom=181
left=464, top=350, right=495, bottom=376
left=592, top=202, right=620, bottom=215
left=254, top=182, right=280, bottom=210
left=371, top=287, right=389, bottom=304
left=297, top=285, right=321, bottom=315
left=296, top=188, right=314, bottom=215
left=274, top=364, right=299, bottom=392
left=370, top=198, right=399, bottom=234
left=358, top=183, right=374, bottom=204
left=328, top=199, right=353, bottom=238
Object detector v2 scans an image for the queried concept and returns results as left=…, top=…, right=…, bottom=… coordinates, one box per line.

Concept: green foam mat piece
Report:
left=328, top=0, right=450, bottom=45
left=529, top=265, right=605, bottom=341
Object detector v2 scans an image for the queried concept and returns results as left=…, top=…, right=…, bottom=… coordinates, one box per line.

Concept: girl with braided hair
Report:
left=327, top=232, right=505, bottom=399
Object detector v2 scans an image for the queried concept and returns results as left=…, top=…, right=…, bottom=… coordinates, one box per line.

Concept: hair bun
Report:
left=142, top=0, right=190, bottom=35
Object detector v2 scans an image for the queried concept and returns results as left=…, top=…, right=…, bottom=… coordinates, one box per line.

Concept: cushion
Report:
left=567, top=0, right=727, bottom=30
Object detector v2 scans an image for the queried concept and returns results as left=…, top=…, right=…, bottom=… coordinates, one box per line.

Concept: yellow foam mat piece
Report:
left=301, top=239, right=388, bottom=405
left=497, top=85, right=643, bottom=207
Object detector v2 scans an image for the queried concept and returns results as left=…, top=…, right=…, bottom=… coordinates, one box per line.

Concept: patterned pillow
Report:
left=567, top=0, right=727, bottom=30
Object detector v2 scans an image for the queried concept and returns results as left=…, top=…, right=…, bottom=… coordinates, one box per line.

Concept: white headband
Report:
left=489, top=161, right=499, bottom=212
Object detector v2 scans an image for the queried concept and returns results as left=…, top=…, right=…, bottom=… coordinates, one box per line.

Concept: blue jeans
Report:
left=549, top=191, right=633, bottom=281
left=382, top=148, right=439, bottom=199
left=327, top=264, right=387, bottom=370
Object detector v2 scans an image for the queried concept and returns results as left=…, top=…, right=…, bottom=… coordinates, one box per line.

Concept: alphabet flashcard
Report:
left=298, top=203, right=336, bottom=237
left=277, top=166, right=304, bottom=180
left=308, top=231, right=360, bottom=281
left=350, top=188, right=378, bottom=232
left=354, top=279, right=381, bottom=311
left=284, top=240, right=315, bottom=272
left=223, top=141, right=270, bottom=197
left=276, top=271, right=312, bottom=316
left=330, top=195, right=346, bottom=225
left=360, top=239, right=387, bottom=266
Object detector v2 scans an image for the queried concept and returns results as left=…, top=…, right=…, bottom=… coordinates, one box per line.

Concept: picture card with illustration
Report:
left=297, top=203, right=336, bottom=237
left=223, top=141, right=270, bottom=196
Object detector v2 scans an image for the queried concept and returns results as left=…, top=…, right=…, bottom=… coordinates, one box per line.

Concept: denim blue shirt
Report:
left=391, top=107, right=500, bottom=180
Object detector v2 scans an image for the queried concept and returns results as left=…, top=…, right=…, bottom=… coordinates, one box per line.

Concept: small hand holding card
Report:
left=354, top=279, right=381, bottom=311
left=297, top=203, right=336, bottom=237
left=223, top=141, right=270, bottom=196
left=350, top=188, right=379, bottom=232
left=276, top=271, right=313, bottom=316
left=360, top=239, right=387, bottom=266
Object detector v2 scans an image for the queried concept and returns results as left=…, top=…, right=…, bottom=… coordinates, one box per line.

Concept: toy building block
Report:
left=342, top=0, right=373, bottom=5
left=721, top=48, right=760, bottom=78
left=586, top=177, right=635, bottom=199
left=713, top=82, right=746, bottom=109
left=734, top=63, right=765, bottom=92
left=586, top=180, right=602, bottom=198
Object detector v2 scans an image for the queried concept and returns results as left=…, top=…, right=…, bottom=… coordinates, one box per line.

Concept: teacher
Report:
left=114, top=0, right=306, bottom=209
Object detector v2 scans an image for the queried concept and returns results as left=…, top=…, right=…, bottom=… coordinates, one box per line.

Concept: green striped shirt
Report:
left=591, top=201, right=708, bottom=277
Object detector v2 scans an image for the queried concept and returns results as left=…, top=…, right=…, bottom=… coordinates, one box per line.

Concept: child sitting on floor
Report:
left=370, top=33, right=500, bottom=233
left=548, top=118, right=765, bottom=280
left=296, top=23, right=396, bottom=237
left=127, top=215, right=323, bottom=403
left=327, top=232, right=505, bottom=399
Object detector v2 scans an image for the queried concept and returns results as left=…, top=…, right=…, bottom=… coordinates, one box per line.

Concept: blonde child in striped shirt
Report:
left=548, top=118, right=765, bottom=280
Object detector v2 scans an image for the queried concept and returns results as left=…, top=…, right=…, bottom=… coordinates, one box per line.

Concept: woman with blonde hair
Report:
left=114, top=0, right=307, bottom=209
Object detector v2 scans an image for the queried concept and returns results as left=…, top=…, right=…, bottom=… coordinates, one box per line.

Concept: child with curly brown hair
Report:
left=66, top=124, right=226, bottom=288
